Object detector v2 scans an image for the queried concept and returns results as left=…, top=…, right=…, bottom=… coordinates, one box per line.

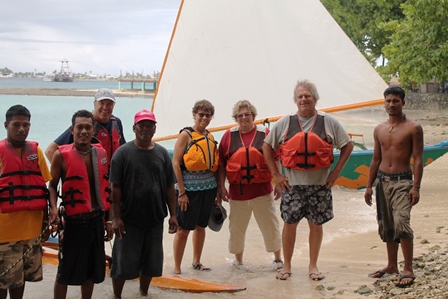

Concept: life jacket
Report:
left=94, top=116, right=121, bottom=163
left=59, top=144, right=111, bottom=216
left=181, top=127, right=219, bottom=172
left=0, top=139, right=49, bottom=213
left=225, top=126, right=272, bottom=185
left=280, top=114, right=334, bottom=170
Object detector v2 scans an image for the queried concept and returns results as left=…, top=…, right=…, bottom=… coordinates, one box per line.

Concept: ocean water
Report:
left=0, top=77, right=153, bottom=90
left=0, top=87, right=379, bottom=298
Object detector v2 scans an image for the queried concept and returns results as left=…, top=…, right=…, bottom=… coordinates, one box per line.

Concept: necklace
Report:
left=388, top=114, right=406, bottom=133
left=77, top=146, right=92, bottom=155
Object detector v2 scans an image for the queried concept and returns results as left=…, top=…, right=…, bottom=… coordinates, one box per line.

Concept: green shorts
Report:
left=0, top=238, right=43, bottom=289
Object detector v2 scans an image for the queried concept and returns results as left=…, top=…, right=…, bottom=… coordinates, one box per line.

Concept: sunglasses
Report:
left=198, top=113, right=212, bottom=118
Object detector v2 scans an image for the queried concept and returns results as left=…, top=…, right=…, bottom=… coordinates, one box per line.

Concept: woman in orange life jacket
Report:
left=263, top=79, right=354, bottom=281
left=172, top=100, right=220, bottom=275
left=217, top=100, right=283, bottom=269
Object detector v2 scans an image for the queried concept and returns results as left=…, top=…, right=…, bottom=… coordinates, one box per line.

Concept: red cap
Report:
left=134, top=109, right=157, bottom=124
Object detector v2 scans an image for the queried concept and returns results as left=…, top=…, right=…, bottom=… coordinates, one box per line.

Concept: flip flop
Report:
left=272, top=259, right=284, bottom=270
left=368, top=269, right=386, bottom=278
left=276, top=271, right=292, bottom=280
left=395, top=274, right=415, bottom=288
left=192, top=263, right=211, bottom=272
left=309, top=272, right=325, bottom=281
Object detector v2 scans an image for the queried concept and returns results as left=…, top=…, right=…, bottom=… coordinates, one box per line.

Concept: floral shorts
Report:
left=280, top=185, right=333, bottom=225
left=0, top=238, right=43, bottom=289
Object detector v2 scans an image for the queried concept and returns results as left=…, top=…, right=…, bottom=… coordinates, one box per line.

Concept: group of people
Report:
left=0, top=81, right=424, bottom=299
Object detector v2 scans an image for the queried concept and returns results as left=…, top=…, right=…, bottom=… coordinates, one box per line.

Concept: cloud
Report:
left=0, top=0, right=180, bottom=76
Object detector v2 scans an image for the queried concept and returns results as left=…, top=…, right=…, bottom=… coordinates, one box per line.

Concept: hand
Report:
left=178, top=194, right=190, bottom=212
left=273, top=173, right=291, bottom=191
left=273, top=184, right=282, bottom=200
left=218, top=188, right=229, bottom=202
left=112, top=218, right=126, bottom=239
left=325, top=170, right=339, bottom=188
left=168, top=215, right=179, bottom=234
left=41, top=221, right=51, bottom=242
left=409, top=188, right=420, bottom=206
left=364, top=187, right=373, bottom=206
left=104, top=222, right=114, bottom=242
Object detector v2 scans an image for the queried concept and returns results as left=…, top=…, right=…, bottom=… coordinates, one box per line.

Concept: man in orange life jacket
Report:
left=217, top=100, right=283, bottom=269
left=263, top=79, right=354, bottom=281
left=45, top=88, right=126, bottom=165
left=0, top=105, right=51, bottom=299
left=48, top=110, right=113, bottom=299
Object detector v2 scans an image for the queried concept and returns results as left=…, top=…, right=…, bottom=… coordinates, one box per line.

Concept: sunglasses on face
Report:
left=197, top=113, right=212, bottom=118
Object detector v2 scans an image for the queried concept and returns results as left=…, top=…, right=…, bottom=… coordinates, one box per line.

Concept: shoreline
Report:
left=0, top=88, right=154, bottom=98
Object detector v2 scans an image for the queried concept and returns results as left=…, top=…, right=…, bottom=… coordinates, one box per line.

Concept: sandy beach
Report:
left=4, top=94, right=446, bottom=298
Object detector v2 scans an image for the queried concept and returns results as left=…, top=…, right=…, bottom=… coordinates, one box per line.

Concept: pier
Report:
left=117, top=78, right=157, bottom=92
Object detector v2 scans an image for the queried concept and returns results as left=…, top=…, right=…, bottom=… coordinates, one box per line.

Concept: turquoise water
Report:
left=0, top=94, right=154, bottom=152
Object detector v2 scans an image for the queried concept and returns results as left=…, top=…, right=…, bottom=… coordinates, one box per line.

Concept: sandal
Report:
left=192, top=263, right=211, bottom=272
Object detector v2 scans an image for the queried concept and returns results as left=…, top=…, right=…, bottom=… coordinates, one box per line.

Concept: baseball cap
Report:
left=94, top=88, right=116, bottom=102
left=134, top=109, right=157, bottom=124
left=208, top=204, right=227, bottom=232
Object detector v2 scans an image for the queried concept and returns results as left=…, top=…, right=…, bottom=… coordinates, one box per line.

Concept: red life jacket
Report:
left=225, top=126, right=272, bottom=185
left=280, top=114, right=334, bottom=170
left=0, top=139, right=48, bottom=213
left=94, top=116, right=121, bottom=164
left=59, top=144, right=111, bottom=216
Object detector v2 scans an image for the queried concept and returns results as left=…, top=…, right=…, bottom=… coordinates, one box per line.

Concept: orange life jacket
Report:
left=225, top=126, right=272, bottom=185
left=0, top=139, right=49, bottom=213
left=181, top=127, right=219, bottom=172
left=94, top=116, right=121, bottom=164
left=280, top=114, right=333, bottom=170
left=59, top=144, right=111, bottom=216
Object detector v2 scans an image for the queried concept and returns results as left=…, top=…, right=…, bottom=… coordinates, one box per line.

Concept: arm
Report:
left=172, top=131, right=190, bottom=211
left=326, top=141, right=354, bottom=188
left=166, top=183, right=179, bottom=234
left=364, top=127, right=382, bottom=206
left=273, top=158, right=283, bottom=200
left=48, top=150, right=63, bottom=223
left=409, top=124, right=424, bottom=205
left=45, top=142, right=59, bottom=161
left=262, top=142, right=290, bottom=191
left=111, top=182, right=126, bottom=239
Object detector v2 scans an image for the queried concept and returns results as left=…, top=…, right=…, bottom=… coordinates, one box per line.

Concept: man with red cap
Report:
left=109, top=109, right=178, bottom=299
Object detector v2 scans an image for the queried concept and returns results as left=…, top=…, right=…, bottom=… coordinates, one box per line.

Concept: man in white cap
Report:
left=109, top=109, right=178, bottom=299
left=45, top=88, right=126, bottom=165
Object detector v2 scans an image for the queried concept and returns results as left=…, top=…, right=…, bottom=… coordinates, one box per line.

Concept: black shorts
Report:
left=57, top=213, right=106, bottom=285
left=176, top=188, right=217, bottom=230
left=110, top=222, right=164, bottom=280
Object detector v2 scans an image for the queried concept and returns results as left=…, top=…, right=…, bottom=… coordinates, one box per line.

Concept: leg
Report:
left=192, top=226, right=206, bottom=265
left=396, top=238, right=415, bottom=286
left=276, top=222, right=298, bottom=279
left=369, top=241, right=400, bottom=278
left=7, top=284, right=25, bottom=299
left=112, top=278, right=126, bottom=299
left=80, top=281, right=94, bottom=299
left=308, top=221, right=325, bottom=280
left=228, top=199, right=252, bottom=264
left=173, top=228, right=190, bottom=274
left=54, top=281, right=68, bottom=299
left=139, top=275, right=152, bottom=296
left=0, top=288, right=6, bottom=299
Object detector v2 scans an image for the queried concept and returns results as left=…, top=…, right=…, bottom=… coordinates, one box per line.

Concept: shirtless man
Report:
left=364, top=86, right=424, bottom=288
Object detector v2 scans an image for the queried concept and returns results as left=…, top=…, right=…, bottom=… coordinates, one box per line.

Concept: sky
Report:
left=0, top=0, right=181, bottom=77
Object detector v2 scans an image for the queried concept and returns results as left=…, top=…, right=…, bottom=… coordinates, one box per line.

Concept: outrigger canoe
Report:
left=41, top=243, right=246, bottom=293
left=332, top=140, right=448, bottom=189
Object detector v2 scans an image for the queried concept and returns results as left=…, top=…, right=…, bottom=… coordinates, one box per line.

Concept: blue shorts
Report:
left=280, top=185, right=333, bottom=225
left=110, top=222, right=164, bottom=280
left=176, top=188, right=217, bottom=230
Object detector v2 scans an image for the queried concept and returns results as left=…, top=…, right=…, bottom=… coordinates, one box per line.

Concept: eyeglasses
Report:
left=237, top=113, right=252, bottom=119
left=297, top=94, right=313, bottom=99
left=197, top=113, right=212, bottom=118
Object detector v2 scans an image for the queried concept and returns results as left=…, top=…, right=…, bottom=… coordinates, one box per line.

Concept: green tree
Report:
left=382, top=0, right=448, bottom=85
left=320, top=0, right=405, bottom=66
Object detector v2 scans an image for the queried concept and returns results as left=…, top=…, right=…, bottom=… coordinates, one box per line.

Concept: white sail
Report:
left=152, top=0, right=388, bottom=141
